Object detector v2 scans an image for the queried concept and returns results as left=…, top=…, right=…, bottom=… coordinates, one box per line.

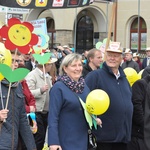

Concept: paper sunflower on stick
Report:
left=0, top=18, right=38, bottom=54
left=0, top=18, right=39, bottom=120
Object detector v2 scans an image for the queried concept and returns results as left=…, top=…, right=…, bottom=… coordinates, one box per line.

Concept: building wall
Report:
left=56, top=30, right=73, bottom=46
left=0, top=0, right=149, bottom=50
left=116, top=0, right=150, bottom=49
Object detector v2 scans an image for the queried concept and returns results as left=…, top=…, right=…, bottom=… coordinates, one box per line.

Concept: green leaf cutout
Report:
left=33, top=53, right=51, bottom=65
left=79, top=97, right=93, bottom=129
left=92, top=115, right=98, bottom=130
left=0, top=64, right=30, bottom=83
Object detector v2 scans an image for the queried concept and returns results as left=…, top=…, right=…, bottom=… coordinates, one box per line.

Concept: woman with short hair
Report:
left=48, top=53, right=92, bottom=150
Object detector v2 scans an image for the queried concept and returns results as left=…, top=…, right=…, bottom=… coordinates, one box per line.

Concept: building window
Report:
left=47, top=18, right=56, bottom=49
left=130, top=17, right=147, bottom=51
left=76, top=15, right=93, bottom=54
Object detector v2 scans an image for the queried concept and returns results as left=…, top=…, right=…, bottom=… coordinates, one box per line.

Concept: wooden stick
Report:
left=104, top=2, right=117, bottom=61
left=5, top=83, right=11, bottom=109
left=5, top=49, right=17, bottom=109
left=4, top=49, right=18, bottom=122
left=42, top=64, right=46, bottom=84
left=0, top=82, right=4, bottom=109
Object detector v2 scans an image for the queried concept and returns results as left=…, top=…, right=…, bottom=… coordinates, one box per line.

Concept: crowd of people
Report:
left=0, top=42, right=150, bottom=150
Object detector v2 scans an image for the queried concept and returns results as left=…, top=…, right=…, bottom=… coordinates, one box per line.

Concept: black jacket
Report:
left=0, top=80, right=36, bottom=150
left=82, top=63, right=93, bottom=78
left=131, top=76, right=150, bottom=139
left=144, top=75, right=150, bottom=150
left=122, top=60, right=140, bottom=73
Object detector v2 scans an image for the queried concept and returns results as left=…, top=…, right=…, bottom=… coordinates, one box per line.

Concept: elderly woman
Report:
left=48, top=53, right=91, bottom=150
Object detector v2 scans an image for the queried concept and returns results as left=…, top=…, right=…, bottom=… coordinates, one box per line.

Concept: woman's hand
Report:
left=49, top=145, right=62, bottom=150
left=91, top=115, right=102, bottom=127
left=30, top=106, right=35, bottom=112
left=0, top=109, right=9, bottom=122
left=40, top=84, right=49, bottom=94
left=96, top=118, right=102, bottom=127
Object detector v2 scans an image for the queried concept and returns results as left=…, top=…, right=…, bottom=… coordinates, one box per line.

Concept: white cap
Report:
left=46, top=58, right=58, bottom=64
left=133, top=52, right=139, bottom=58
left=146, top=47, right=150, bottom=51
left=124, top=48, right=132, bottom=54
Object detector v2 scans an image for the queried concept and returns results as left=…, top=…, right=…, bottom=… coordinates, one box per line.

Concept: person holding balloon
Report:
left=85, top=43, right=133, bottom=150
left=48, top=53, right=102, bottom=150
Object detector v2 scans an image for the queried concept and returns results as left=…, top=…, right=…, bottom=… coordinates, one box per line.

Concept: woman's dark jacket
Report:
left=132, top=73, right=150, bottom=150
left=131, top=76, right=150, bottom=139
left=0, top=80, right=36, bottom=150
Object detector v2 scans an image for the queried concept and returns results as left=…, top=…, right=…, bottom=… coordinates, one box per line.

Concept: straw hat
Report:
left=124, top=48, right=132, bottom=54
left=106, top=42, right=122, bottom=53
left=133, top=52, right=139, bottom=58
left=146, top=47, right=150, bottom=51
left=106, top=48, right=122, bottom=53
left=46, top=58, right=58, bottom=64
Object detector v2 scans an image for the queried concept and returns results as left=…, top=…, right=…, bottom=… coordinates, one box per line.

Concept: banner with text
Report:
left=0, top=0, right=94, bottom=9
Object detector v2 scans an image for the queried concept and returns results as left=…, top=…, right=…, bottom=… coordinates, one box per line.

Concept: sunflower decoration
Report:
left=0, top=18, right=38, bottom=54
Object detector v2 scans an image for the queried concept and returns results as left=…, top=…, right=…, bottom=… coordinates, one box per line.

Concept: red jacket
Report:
left=21, top=80, right=36, bottom=113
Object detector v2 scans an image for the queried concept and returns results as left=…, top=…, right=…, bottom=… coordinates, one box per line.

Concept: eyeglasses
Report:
left=12, top=59, right=20, bottom=63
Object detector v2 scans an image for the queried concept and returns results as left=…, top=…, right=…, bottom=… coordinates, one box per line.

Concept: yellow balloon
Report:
left=124, top=67, right=139, bottom=86
left=86, top=89, right=110, bottom=115
left=138, top=69, right=144, bottom=79
left=0, top=42, right=12, bottom=80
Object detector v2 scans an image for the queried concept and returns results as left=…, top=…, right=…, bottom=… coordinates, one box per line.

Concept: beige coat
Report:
left=25, top=67, right=52, bottom=112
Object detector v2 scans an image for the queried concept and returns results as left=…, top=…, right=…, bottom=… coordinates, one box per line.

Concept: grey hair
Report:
left=59, top=53, right=82, bottom=76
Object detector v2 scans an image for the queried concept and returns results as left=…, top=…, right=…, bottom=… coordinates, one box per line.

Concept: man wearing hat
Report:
left=121, top=48, right=140, bottom=73
left=142, top=47, right=150, bottom=69
left=25, top=56, right=57, bottom=150
left=85, top=43, right=133, bottom=150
